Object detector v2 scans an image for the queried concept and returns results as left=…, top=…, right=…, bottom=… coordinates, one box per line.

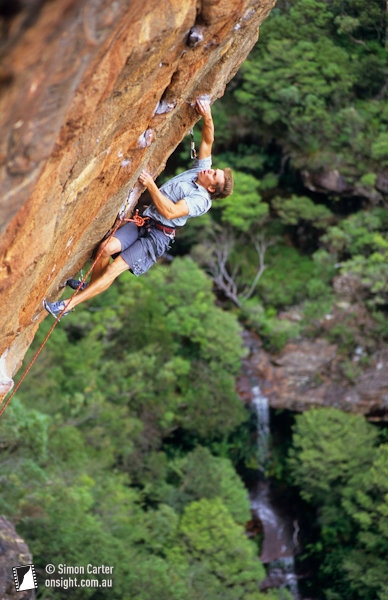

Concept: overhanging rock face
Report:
left=0, top=0, right=276, bottom=393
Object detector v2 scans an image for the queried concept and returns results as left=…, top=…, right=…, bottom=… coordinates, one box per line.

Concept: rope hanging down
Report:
left=0, top=207, right=143, bottom=418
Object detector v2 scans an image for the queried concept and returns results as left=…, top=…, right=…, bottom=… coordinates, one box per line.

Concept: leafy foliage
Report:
left=288, top=407, right=378, bottom=505
left=217, top=170, right=268, bottom=232
left=174, top=498, right=266, bottom=599
left=342, top=444, right=388, bottom=600
left=271, top=195, right=333, bottom=229
left=322, top=208, right=388, bottom=306
left=1, top=258, right=268, bottom=599
left=288, top=408, right=387, bottom=599
left=233, top=0, right=388, bottom=179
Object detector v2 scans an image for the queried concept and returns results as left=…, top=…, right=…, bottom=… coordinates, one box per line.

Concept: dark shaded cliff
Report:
left=0, top=0, right=276, bottom=395
left=0, top=516, right=34, bottom=599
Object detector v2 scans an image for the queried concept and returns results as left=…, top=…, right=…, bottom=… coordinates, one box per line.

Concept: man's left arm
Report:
left=139, top=171, right=189, bottom=220
left=196, top=99, right=214, bottom=159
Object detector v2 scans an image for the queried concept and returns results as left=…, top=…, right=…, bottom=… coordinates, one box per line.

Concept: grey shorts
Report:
left=113, top=222, right=171, bottom=276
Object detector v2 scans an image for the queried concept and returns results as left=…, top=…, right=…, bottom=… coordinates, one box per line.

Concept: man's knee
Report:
left=90, top=258, right=128, bottom=296
left=99, top=237, right=122, bottom=258
left=103, top=256, right=129, bottom=282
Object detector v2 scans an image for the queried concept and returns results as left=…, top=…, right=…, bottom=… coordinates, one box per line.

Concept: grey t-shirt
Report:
left=144, top=156, right=212, bottom=227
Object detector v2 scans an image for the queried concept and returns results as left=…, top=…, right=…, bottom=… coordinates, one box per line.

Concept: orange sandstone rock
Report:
left=0, top=0, right=276, bottom=391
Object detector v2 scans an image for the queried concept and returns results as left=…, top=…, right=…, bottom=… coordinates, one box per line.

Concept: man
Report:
left=44, top=98, right=233, bottom=319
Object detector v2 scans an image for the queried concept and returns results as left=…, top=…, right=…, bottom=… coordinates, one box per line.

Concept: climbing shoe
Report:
left=43, top=299, right=70, bottom=319
left=66, top=278, right=88, bottom=291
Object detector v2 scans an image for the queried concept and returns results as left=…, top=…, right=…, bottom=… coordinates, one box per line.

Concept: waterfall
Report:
left=251, top=385, right=270, bottom=472
left=249, top=382, right=300, bottom=600
left=240, top=330, right=302, bottom=598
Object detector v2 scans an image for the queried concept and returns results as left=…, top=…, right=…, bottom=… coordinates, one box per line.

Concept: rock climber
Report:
left=44, top=98, right=234, bottom=319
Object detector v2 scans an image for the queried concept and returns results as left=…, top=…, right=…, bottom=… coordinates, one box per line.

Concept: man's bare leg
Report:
left=44, top=255, right=130, bottom=319
left=65, top=255, right=130, bottom=311
left=89, top=236, right=122, bottom=283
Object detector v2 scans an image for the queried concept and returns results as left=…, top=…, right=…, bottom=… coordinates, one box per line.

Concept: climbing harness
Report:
left=190, top=128, right=197, bottom=160
left=148, top=219, right=176, bottom=239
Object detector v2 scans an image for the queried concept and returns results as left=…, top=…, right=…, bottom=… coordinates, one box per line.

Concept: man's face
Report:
left=197, top=168, right=225, bottom=193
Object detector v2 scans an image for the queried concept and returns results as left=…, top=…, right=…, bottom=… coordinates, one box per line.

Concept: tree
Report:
left=342, top=444, right=388, bottom=600
left=231, top=0, right=388, bottom=181
left=322, top=208, right=388, bottom=306
left=193, top=225, right=272, bottom=308
left=287, top=407, right=387, bottom=600
left=161, top=446, right=251, bottom=523
left=171, top=498, right=271, bottom=600
left=217, top=170, right=268, bottom=232
left=288, top=407, right=378, bottom=505
left=271, top=194, right=333, bottom=229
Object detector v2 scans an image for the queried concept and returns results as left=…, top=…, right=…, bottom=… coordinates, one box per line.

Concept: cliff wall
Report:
left=239, top=331, right=388, bottom=422
left=0, top=516, right=34, bottom=599
left=0, top=0, right=276, bottom=394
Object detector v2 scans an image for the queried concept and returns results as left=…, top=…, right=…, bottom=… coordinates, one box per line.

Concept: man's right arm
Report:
left=196, top=99, right=214, bottom=159
left=139, top=171, right=189, bottom=220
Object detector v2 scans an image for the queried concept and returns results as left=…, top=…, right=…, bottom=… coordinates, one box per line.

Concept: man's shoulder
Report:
left=159, top=156, right=213, bottom=201
left=192, top=155, right=212, bottom=170
left=176, top=156, right=213, bottom=178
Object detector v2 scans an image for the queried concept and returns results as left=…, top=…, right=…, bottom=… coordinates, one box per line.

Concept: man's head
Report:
left=197, top=168, right=234, bottom=199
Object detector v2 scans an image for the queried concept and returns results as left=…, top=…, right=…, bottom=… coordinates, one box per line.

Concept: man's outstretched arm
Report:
left=139, top=171, right=189, bottom=220
left=196, top=98, right=214, bottom=159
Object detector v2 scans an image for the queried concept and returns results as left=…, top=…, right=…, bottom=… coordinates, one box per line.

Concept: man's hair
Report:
left=212, top=168, right=234, bottom=199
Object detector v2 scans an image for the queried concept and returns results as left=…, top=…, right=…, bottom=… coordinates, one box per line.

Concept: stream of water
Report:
left=243, top=332, right=300, bottom=598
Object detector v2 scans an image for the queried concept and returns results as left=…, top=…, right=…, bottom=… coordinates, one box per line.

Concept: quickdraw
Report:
left=190, top=128, right=197, bottom=160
